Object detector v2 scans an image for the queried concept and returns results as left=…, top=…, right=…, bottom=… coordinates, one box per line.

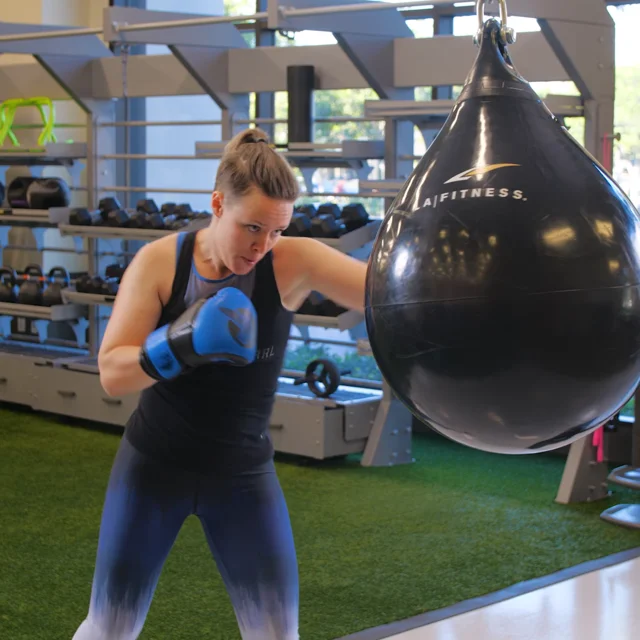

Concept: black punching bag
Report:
left=365, top=18, right=640, bottom=455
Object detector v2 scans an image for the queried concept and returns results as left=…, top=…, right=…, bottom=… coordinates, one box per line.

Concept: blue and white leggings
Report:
left=73, top=437, right=299, bottom=639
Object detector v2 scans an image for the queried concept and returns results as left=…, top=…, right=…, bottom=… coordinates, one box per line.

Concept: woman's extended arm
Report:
left=275, top=237, right=368, bottom=313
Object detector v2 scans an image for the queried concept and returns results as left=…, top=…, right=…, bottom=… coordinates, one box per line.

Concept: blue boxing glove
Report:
left=139, top=287, right=257, bottom=381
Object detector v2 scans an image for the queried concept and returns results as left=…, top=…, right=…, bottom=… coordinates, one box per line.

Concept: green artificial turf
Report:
left=1, top=406, right=639, bottom=640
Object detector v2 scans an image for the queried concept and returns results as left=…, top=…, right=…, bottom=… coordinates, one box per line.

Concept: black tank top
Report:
left=124, top=230, right=294, bottom=472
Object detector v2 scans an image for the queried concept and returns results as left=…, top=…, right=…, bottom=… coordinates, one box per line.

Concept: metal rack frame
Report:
left=0, top=0, right=626, bottom=479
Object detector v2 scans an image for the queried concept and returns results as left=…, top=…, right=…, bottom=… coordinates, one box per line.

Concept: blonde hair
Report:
left=214, top=127, right=300, bottom=202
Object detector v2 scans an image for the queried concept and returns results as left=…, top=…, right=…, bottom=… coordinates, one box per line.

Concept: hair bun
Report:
left=224, top=127, right=271, bottom=154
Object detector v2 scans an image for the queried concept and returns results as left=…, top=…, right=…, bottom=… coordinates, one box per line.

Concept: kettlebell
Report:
left=18, top=264, right=44, bottom=306
left=43, top=266, right=70, bottom=307
left=0, top=266, right=18, bottom=303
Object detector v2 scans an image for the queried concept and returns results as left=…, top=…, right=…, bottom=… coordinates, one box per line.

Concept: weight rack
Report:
left=1, top=0, right=636, bottom=490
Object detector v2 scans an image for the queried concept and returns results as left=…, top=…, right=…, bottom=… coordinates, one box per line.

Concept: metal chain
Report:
left=475, top=0, right=516, bottom=45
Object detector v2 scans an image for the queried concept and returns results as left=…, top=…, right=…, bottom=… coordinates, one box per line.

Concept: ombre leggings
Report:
left=73, top=436, right=299, bottom=639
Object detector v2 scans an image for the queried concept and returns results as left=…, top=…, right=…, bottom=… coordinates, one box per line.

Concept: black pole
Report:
left=287, top=65, right=315, bottom=144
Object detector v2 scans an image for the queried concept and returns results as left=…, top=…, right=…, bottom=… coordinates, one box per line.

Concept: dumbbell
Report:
left=177, top=203, right=193, bottom=217
left=319, top=300, right=348, bottom=317
left=283, top=213, right=312, bottom=237
left=75, top=274, right=93, bottom=294
left=295, top=204, right=317, bottom=218
left=70, top=207, right=103, bottom=226
left=161, top=202, right=178, bottom=216
left=339, top=203, right=370, bottom=232
left=297, top=291, right=325, bottom=316
left=311, top=214, right=347, bottom=238
left=74, top=274, right=106, bottom=295
left=317, top=203, right=341, bottom=218
left=99, top=197, right=122, bottom=222
left=105, top=263, right=126, bottom=283
left=100, top=277, right=119, bottom=296
left=137, top=199, right=159, bottom=214
left=128, top=210, right=165, bottom=230
left=106, top=209, right=131, bottom=227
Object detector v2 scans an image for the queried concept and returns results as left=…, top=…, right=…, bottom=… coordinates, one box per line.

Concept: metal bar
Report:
left=113, top=12, right=268, bottom=34
left=280, top=0, right=436, bottom=19
left=99, top=154, right=209, bottom=160
left=287, top=335, right=358, bottom=348
left=0, top=27, right=101, bottom=43
left=101, top=186, right=212, bottom=195
left=11, top=123, right=86, bottom=130
left=2, top=245, right=88, bottom=254
left=99, top=116, right=381, bottom=128
left=99, top=186, right=390, bottom=198
left=100, top=119, right=225, bottom=127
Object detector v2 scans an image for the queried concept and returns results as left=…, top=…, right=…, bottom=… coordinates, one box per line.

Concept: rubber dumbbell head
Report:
left=69, top=207, right=103, bottom=226
left=176, top=204, right=193, bottom=217
left=137, top=198, right=159, bottom=214
left=107, top=209, right=131, bottom=227
left=283, top=212, right=313, bottom=237
left=317, top=203, right=341, bottom=219
left=295, top=204, right=317, bottom=218
left=339, top=203, right=370, bottom=232
left=311, top=214, right=347, bottom=238
left=161, top=202, right=177, bottom=216
left=99, top=197, right=122, bottom=217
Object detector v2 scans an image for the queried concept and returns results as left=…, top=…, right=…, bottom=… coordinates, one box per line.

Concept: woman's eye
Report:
left=247, top=225, right=260, bottom=233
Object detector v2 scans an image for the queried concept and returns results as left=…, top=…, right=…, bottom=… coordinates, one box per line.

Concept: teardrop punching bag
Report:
left=365, top=17, right=640, bottom=455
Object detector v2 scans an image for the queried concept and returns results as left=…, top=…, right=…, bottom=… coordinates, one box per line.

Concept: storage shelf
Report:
left=57, top=221, right=379, bottom=252
left=58, top=224, right=169, bottom=241
left=364, top=95, right=584, bottom=122
left=62, top=290, right=362, bottom=330
left=358, top=180, right=405, bottom=198
left=0, top=209, right=58, bottom=227
left=196, top=140, right=384, bottom=170
left=0, top=301, right=86, bottom=321
left=62, top=290, right=115, bottom=306
left=294, top=310, right=363, bottom=331
left=0, top=142, right=87, bottom=166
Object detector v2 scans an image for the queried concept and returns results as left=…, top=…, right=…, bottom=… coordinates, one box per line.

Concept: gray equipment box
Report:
left=271, top=381, right=381, bottom=460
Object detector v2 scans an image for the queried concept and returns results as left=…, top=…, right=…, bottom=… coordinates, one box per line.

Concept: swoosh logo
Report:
left=444, top=163, right=521, bottom=184
left=220, top=307, right=256, bottom=349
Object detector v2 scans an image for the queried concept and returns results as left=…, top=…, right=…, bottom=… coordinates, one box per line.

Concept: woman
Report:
left=73, top=127, right=368, bottom=640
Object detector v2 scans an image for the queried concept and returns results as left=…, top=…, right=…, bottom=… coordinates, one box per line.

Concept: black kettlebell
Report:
left=0, top=267, right=18, bottom=303
left=17, top=264, right=44, bottom=306
left=43, top=266, right=70, bottom=307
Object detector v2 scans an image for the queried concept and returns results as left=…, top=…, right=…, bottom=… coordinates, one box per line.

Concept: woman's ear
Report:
left=211, top=191, right=224, bottom=218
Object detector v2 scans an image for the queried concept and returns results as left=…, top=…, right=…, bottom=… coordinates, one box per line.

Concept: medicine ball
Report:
left=7, top=176, right=38, bottom=208
left=365, top=19, right=640, bottom=455
left=27, top=177, right=71, bottom=209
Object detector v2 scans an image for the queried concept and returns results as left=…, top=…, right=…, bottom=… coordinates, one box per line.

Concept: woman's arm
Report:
left=98, top=241, right=168, bottom=397
left=275, top=237, right=368, bottom=313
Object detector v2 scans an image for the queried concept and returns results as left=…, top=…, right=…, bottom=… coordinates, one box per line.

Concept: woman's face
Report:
left=211, top=187, right=294, bottom=275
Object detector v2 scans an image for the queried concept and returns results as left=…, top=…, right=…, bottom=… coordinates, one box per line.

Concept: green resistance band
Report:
left=0, top=97, right=58, bottom=148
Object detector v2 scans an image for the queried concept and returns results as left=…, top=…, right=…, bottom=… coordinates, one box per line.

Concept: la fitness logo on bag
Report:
left=421, top=163, right=528, bottom=207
